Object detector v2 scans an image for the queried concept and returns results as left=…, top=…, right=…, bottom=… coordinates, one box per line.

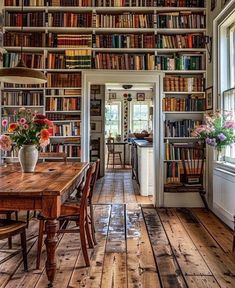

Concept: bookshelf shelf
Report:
left=45, top=110, right=81, bottom=113
left=2, top=105, right=44, bottom=108
left=161, top=70, right=206, bottom=74
left=164, top=91, right=205, bottom=95
left=164, top=137, right=198, bottom=140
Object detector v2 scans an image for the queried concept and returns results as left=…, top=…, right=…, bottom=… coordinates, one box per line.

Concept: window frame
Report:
left=105, top=101, right=122, bottom=138
left=130, top=100, right=151, bottom=133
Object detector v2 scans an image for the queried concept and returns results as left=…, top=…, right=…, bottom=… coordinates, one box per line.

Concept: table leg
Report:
left=45, top=219, right=58, bottom=287
left=123, top=145, right=126, bottom=168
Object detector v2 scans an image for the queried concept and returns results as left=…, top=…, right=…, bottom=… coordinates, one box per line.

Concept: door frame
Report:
left=81, top=70, right=164, bottom=206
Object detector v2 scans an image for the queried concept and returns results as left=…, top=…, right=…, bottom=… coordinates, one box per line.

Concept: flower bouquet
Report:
left=0, top=107, right=53, bottom=172
left=192, top=111, right=235, bottom=160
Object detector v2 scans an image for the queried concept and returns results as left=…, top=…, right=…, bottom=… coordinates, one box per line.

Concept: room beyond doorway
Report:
left=82, top=70, right=163, bottom=206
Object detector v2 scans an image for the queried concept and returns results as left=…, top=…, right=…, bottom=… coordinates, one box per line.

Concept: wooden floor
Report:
left=0, top=170, right=234, bottom=288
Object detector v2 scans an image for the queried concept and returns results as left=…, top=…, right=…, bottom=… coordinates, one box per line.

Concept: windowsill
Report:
left=214, top=160, right=235, bottom=174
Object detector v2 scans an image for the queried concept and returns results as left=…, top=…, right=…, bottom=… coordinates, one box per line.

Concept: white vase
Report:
left=18, top=145, right=38, bottom=173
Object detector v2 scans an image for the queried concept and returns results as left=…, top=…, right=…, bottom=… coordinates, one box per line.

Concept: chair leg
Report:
left=26, top=211, right=30, bottom=228
left=107, top=153, right=109, bottom=169
left=36, top=219, right=45, bottom=269
left=15, top=211, right=18, bottom=221
left=119, top=153, right=122, bottom=167
left=199, top=192, right=209, bottom=210
left=6, top=213, right=12, bottom=249
left=80, top=219, right=90, bottom=266
left=20, top=230, right=28, bottom=271
left=90, top=204, right=97, bottom=245
left=85, top=216, right=94, bottom=249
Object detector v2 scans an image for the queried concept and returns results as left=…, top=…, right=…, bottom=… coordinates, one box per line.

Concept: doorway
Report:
left=82, top=71, right=163, bottom=206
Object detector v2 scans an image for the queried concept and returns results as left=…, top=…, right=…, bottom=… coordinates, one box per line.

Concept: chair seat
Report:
left=0, top=219, right=26, bottom=238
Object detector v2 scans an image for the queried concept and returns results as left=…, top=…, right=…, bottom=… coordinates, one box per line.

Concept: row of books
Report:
left=164, top=141, right=200, bottom=161
left=2, top=92, right=43, bottom=106
left=156, top=54, right=205, bottom=71
left=4, top=0, right=205, bottom=7
left=47, top=73, right=81, bottom=87
left=95, top=34, right=155, bottom=48
left=156, top=33, right=205, bottom=49
left=95, top=13, right=154, bottom=28
left=164, top=119, right=202, bottom=137
left=48, top=33, right=92, bottom=48
left=5, top=12, right=44, bottom=27
left=157, top=12, right=205, bottom=29
left=47, top=0, right=92, bottom=5
left=5, top=0, right=45, bottom=5
left=47, top=50, right=92, bottom=69
left=47, top=13, right=92, bottom=27
left=4, top=32, right=205, bottom=49
left=94, top=0, right=157, bottom=6
left=52, top=123, right=80, bottom=136
left=45, top=143, right=81, bottom=158
left=164, top=76, right=204, bottom=92
left=164, top=161, right=181, bottom=184
left=46, top=112, right=81, bottom=121
left=95, top=53, right=155, bottom=70
left=4, top=32, right=46, bottom=47
left=3, top=53, right=44, bottom=69
left=45, top=89, right=81, bottom=96
left=46, top=97, right=81, bottom=111
left=162, top=96, right=205, bottom=111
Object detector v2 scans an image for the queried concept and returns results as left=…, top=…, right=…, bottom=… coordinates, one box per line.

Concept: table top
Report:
left=106, top=141, right=128, bottom=145
left=0, top=162, right=88, bottom=197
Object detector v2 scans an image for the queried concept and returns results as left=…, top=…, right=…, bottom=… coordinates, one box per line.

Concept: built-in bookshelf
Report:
left=1, top=0, right=207, bottom=170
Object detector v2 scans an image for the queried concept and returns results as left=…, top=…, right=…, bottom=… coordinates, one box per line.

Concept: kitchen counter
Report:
left=132, top=139, right=153, bottom=147
left=131, top=139, right=154, bottom=196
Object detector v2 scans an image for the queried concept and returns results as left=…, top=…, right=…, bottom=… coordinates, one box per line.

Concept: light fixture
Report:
left=0, top=2, right=47, bottom=84
left=122, top=84, right=133, bottom=90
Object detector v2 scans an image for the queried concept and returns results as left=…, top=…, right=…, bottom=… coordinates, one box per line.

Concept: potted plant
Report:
left=0, top=107, right=53, bottom=172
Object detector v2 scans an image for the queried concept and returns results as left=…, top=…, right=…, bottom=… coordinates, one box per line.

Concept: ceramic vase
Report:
left=18, top=145, right=38, bottom=173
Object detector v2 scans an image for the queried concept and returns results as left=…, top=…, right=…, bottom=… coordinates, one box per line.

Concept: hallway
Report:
left=0, top=171, right=234, bottom=288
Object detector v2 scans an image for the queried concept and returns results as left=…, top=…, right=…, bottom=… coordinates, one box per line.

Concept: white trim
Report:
left=82, top=70, right=164, bottom=206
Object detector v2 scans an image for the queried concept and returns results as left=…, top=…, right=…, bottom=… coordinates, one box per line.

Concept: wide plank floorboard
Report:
left=0, top=171, right=234, bottom=288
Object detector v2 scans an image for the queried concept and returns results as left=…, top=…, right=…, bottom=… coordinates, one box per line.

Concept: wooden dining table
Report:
left=0, top=161, right=89, bottom=287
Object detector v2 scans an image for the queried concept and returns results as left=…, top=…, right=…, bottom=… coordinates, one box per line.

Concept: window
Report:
left=131, top=102, right=150, bottom=132
left=105, top=102, right=121, bottom=137
left=224, top=87, right=235, bottom=163
left=229, top=23, right=235, bottom=88
left=218, top=6, right=235, bottom=164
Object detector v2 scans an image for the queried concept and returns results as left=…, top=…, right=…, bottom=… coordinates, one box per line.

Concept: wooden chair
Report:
left=39, top=152, right=67, bottom=162
left=0, top=210, right=19, bottom=249
left=36, top=163, right=96, bottom=269
left=0, top=219, right=28, bottom=271
left=233, top=215, right=235, bottom=252
left=106, top=137, right=122, bottom=168
left=88, top=159, right=100, bottom=245
left=177, top=146, right=208, bottom=209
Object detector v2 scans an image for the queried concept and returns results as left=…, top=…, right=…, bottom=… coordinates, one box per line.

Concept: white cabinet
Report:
left=137, top=146, right=154, bottom=196
left=213, top=167, right=235, bottom=229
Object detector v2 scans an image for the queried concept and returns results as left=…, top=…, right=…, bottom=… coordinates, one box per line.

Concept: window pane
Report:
left=105, top=103, right=121, bottom=137
left=230, top=25, right=235, bottom=87
left=132, top=103, right=149, bottom=132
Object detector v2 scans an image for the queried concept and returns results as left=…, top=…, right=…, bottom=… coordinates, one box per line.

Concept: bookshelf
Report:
left=1, top=0, right=207, bottom=178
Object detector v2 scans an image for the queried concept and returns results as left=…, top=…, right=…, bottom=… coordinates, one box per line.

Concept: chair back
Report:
left=80, top=162, right=96, bottom=212
left=106, top=137, right=115, bottom=153
left=89, top=159, right=100, bottom=201
left=181, top=146, right=204, bottom=186
left=39, top=152, right=67, bottom=162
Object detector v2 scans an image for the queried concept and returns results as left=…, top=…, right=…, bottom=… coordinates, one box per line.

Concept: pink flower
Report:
left=0, top=135, right=12, bottom=151
left=23, top=124, right=29, bottom=130
left=2, top=119, right=8, bottom=127
left=223, top=120, right=235, bottom=129
left=19, top=118, right=27, bottom=125
left=44, top=118, right=53, bottom=127
left=39, top=138, right=50, bottom=147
